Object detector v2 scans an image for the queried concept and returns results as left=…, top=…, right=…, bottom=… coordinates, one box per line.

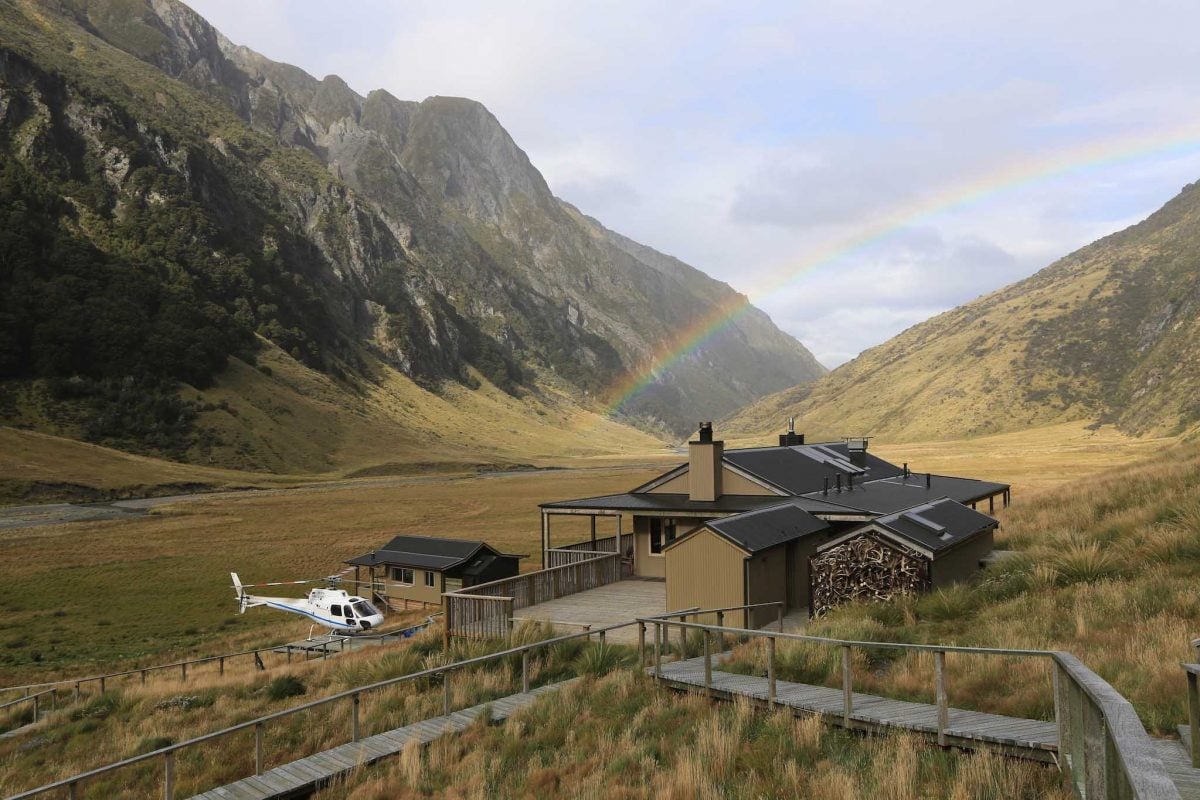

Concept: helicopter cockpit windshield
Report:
left=352, top=601, right=379, bottom=618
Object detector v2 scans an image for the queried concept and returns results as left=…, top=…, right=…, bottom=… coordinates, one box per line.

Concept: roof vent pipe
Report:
left=823, top=477, right=829, bottom=496
left=836, top=474, right=842, bottom=494
left=903, top=462, right=909, bottom=478
left=926, top=472, right=932, bottom=489
left=847, top=473, right=854, bottom=491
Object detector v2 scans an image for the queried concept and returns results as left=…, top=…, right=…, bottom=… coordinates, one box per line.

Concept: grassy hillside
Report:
left=0, top=337, right=666, bottom=503
left=724, top=181, right=1200, bottom=443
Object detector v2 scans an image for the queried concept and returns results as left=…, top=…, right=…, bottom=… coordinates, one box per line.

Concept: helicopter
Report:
left=230, top=571, right=385, bottom=638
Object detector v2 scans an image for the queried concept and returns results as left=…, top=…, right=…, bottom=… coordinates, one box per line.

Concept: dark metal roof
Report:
left=345, top=535, right=523, bottom=571
left=723, top=442, right=904, bottom=495
left=703, top=501, right=831, bottom=554
left=539, top=493, right=791, bottom=514
left=873, top=498, right=997, bottom=553
left=800, top=473, right=1008, bottom=514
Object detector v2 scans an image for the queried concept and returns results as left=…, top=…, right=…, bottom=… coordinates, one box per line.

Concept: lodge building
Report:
left=539, top=422, right=1009, bottom=623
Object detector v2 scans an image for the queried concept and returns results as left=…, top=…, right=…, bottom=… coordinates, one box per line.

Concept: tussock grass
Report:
left=317, top=671, right=1066, bottom=799
left=724, top=441, right=1200, bottom=733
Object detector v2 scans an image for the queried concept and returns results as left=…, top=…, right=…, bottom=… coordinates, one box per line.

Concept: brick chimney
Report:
left=688, top=421, right=723, bottom=501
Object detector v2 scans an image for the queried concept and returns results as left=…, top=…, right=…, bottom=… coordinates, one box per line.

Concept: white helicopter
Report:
left=230, top=571, right=385, bottom=638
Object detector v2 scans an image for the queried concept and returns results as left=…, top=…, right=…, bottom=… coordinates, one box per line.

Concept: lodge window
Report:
left=392, top=567, right=414, bottom=585
left=649, top=518, right=678, bottom=555
left=424, top=571, right=436, bottom=588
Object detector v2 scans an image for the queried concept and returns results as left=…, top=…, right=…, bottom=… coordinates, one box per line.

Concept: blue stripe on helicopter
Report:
left=261, top=601, right=355, bottom=629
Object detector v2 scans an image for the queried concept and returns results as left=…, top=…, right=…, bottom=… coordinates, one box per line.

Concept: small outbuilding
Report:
left=664, top=501, right=834, bottom=628
left=809, top=498, right=997, bottom=615
left=346, top=535, right=525, bottom=611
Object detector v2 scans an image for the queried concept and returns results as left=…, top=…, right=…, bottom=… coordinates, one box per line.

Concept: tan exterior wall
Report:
left=930, top=529, right=994, bottom=588
left=665, top=528, right=746, bottom=627
left=721, top=469, right=779, bottom=496
left=648, top=472, right=690, bottom=494
left=688, top=441, right=724, bottom=501
left=631, top=516, right=666, bottom=578
left=383, top=567, right=444, bottom=607
left=745, top=546, right=787, bottom=628
left=647, top=465, right=778, bottom=497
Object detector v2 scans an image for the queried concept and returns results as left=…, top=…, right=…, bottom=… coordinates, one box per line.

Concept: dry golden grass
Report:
left=316, top=671, right=1067, bottom=799
left=0, top=466, right=660, bottom=683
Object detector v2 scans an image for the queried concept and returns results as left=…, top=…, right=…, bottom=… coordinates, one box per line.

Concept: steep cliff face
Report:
left=724, top=181, right=1200, bottom=443
left=0, top=0, right=824, bottom=463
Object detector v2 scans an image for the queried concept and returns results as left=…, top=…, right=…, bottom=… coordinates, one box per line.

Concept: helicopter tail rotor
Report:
left=231, top=572, right=248, bottom=613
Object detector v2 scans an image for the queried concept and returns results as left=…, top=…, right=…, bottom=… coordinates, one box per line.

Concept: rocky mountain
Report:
left=0, top=0, right=824, bottom=468
left=724, top=181, right=1200, bottom=443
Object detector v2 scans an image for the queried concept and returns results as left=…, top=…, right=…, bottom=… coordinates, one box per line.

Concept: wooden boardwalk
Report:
left=656, top=655, right=1059, bottom=760
left=513, top=580, right=666, bottom=643
left=190, top=681, right=571, bottom=800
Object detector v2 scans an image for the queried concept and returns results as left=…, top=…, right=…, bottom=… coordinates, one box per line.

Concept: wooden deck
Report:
left=512, top=580, right=665, bottom=643
left=190, top=681, right=572, bottom=800
left=656, top=655, right=1059, bottom=761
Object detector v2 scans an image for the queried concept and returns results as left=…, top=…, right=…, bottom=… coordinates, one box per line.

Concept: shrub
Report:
left=574, top=643, right=634, bottom=677
left=1049, top=542, right=1123, bottom=585
left=134, top=736, right=175, bottom=755
left=265, top=675, right=306, bottom=701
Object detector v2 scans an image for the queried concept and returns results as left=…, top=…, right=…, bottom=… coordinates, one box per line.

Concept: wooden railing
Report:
left=556, top=535, right=618, bottom=553
left=547, top=547, right=613, bottom=568
left=640, top=618, right=1182, bottom=800
left=4, top=613, right=689, bottom=800
left=443, top=552, right=623, bottom=642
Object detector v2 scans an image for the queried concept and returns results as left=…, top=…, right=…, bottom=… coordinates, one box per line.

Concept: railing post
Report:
left=1189, top=669, right=1200, bottom=768
left=934, top=651, right=948, bottom=746
left=255, top=721, right=264, bottom=774
left=141, top=670, right=147, bottom=686
left=522, top=650, right=530, bottom=694
left=181, top=662, right=187, bottom=682
left=351, top=692, right=361, bottom=742
left=163, top=749, right=174, bottom=800
left=654, top=622, right=662, bottom=678
left=703, top=628, right=712, bottom=697
left=99, top=677, right=106, bottom=694
left=638, top=622, right=646, bottom=665
left=32, top=692, right=39, bottom=721
left=74, top=682, right=80, bottom=703
left=599, top=629, right=606, bottom=646
left=68, top=781, right=79, bottom=800
left=717, top=611, right=725, bottom=652
left=841, top=646, right=852, bottom=727
left=767, top=636, right=776, bottom=706
left=777, top=603, right=784, bottom=632
left=443, top=671, right=451, bottom=715
left=1083, top=695, right=1107, bottom=800
left=219, top=656, right=224, bottom=676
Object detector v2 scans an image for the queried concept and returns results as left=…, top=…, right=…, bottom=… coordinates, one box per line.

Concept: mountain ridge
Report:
left=0, top=0, right=824, bottom=470
left=723, top=180, right=1200, bottom=443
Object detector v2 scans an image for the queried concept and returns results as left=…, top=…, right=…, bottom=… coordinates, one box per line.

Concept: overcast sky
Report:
left=189, top=0, right=1200, bottom=367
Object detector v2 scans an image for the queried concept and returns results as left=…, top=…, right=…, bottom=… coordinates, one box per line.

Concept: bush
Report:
left=135, top=736, right=175, bottom=755
left=1048, top=542, right=1123, bottom=586
left=265, top=675, right=306, bottom=701
left=574, top=643, right=634, bottom=677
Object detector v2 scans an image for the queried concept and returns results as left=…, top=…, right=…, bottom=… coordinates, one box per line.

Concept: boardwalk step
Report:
left=188, top=679, right=576, bottom=800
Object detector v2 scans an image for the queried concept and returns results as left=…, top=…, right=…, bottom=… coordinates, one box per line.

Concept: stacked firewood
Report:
left=810, top=533, right=929, bottom=616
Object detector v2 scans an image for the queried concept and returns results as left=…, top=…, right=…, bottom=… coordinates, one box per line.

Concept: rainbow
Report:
left=602, top=122, right=1200, bottom=417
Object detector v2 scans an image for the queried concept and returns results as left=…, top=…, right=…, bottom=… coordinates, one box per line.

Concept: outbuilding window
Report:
left=424, top=571, right=436, bottom=588
left=392, top=567, right=414, bottom=585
